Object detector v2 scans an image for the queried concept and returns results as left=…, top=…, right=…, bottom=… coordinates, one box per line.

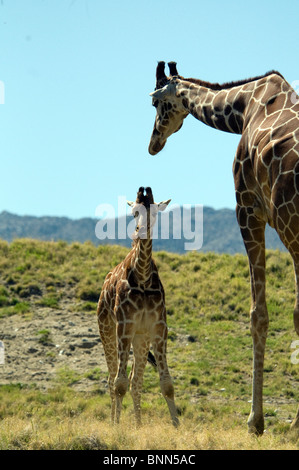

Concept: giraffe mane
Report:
left=181, top=70, right=284, bottom=90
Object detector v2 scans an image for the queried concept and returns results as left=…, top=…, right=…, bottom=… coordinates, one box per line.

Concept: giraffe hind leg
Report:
left=129, top=334, right=150, bottom=426
left=293, top=261, right=299, bottom=336
left=290, top=259, right=299, bottom=429
left=275, top=232, right=299, bottom=430
left=237, top=206, right=268, bottom=435
left=151, top=326, right=179, bottom=427
left=97, top=306, right=118, bottom=423
left=102, top=345, right=118, bottom=423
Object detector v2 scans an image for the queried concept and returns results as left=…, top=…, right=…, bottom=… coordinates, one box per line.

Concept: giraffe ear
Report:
left=157, top=199, right=171, bottom=211
left=127, top=201, right=134, bottom=207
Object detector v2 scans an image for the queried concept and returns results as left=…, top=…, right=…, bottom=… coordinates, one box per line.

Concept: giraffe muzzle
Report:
left=148, top=139, right=166, bottom=155
left=135, top=225, right=148, bottom=239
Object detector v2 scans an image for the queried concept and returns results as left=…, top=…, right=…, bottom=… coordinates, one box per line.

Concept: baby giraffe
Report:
left=97, top=187, right=179, bottom=427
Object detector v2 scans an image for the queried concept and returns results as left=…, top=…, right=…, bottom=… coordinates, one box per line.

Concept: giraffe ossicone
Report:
left=149, top=61, right=299, bottom=435
left=97, top=186, right=179, bottom=427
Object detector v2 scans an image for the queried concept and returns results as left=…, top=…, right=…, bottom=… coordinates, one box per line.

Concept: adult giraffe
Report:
left=148, top=61, right=299, bottom=435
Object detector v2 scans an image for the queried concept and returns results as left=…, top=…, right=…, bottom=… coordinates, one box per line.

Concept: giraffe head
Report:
left=127, top=187, right=171, bottom=239
left=148, top=61, right=188, bottom=155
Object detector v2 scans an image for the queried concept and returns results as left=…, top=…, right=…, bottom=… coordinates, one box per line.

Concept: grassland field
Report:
left=0, top=238, right=298, bottom=450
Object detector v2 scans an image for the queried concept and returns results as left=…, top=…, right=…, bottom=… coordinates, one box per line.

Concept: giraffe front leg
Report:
left=129, top=333, right=150, bottom=426
left=247, top=297, right=269, bottom=436
left=237, top=206, right=268, bottom=435
left=114, top=322, right=132, bottom=424
left=151, top=321, right=179, bottom=427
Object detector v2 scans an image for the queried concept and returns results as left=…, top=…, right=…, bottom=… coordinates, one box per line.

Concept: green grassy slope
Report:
left=0, top=239, right=298, bottom=449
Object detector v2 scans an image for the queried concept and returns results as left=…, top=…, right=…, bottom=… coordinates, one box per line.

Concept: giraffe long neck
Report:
left=132, top=237, right=153, bottom=285
left=177, top=74, right=284, bottom=135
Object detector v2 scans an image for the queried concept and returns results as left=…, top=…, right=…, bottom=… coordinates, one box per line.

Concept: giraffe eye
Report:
left=153, top=100, right=159, bottom=108
left=134, top=211, right=139, bottom=218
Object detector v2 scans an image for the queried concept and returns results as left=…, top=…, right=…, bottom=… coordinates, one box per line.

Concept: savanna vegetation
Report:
left=0, top=239, right=298, bottom=449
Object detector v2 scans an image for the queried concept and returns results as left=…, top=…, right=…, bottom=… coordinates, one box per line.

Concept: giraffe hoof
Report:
left=290, top=418, right=299, bottom=431
left=247, top=414, right=264, bottom=436
left=172, top=417, right=180, bottom=428
left=248, top=425, right=264, bottom=436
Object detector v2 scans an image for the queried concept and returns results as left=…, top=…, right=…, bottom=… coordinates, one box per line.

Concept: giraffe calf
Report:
left=97, top=187, right=179, bottom=427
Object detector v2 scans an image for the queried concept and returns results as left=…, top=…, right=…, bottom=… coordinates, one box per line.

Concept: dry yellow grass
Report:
left=1, top=413, right=298, bottom=450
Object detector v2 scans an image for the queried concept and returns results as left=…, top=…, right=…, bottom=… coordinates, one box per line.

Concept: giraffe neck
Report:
left=177, top=73, right=284, bottom=134
left=132, top=237, right=153, bottom=285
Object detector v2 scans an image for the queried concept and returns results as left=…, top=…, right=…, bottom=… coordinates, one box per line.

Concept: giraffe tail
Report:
left=147, top=350, right=157, bottom=369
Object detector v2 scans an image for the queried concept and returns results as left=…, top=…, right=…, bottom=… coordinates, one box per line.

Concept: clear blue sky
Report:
left=1, top=0, right=299, bottom=219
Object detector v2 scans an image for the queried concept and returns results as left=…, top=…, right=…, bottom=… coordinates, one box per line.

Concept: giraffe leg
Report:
left=97, top=305, right=118, bottom=423
left=293, top=261, right=299, bottom=336
left=114, top=321, right=133, bottom=424
left=237, top=206, right=268, bottom=435
left=129, top=333, right=150, bottom=426
left=290, top=260, right=299, bottom=430
left=151, top=320, right=179, bottom=427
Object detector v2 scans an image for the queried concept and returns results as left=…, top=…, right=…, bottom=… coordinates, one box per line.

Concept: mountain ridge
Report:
left=0, top=208, right=286, bottom=254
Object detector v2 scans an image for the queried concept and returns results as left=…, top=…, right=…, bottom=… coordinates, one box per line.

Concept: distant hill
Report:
left=0, top=208, right=286, bottom=254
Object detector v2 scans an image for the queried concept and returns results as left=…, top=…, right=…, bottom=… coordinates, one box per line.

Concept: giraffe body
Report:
left=97, top=187, right=178, bottom=427
left=149, top=62, right=299, bottom=434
